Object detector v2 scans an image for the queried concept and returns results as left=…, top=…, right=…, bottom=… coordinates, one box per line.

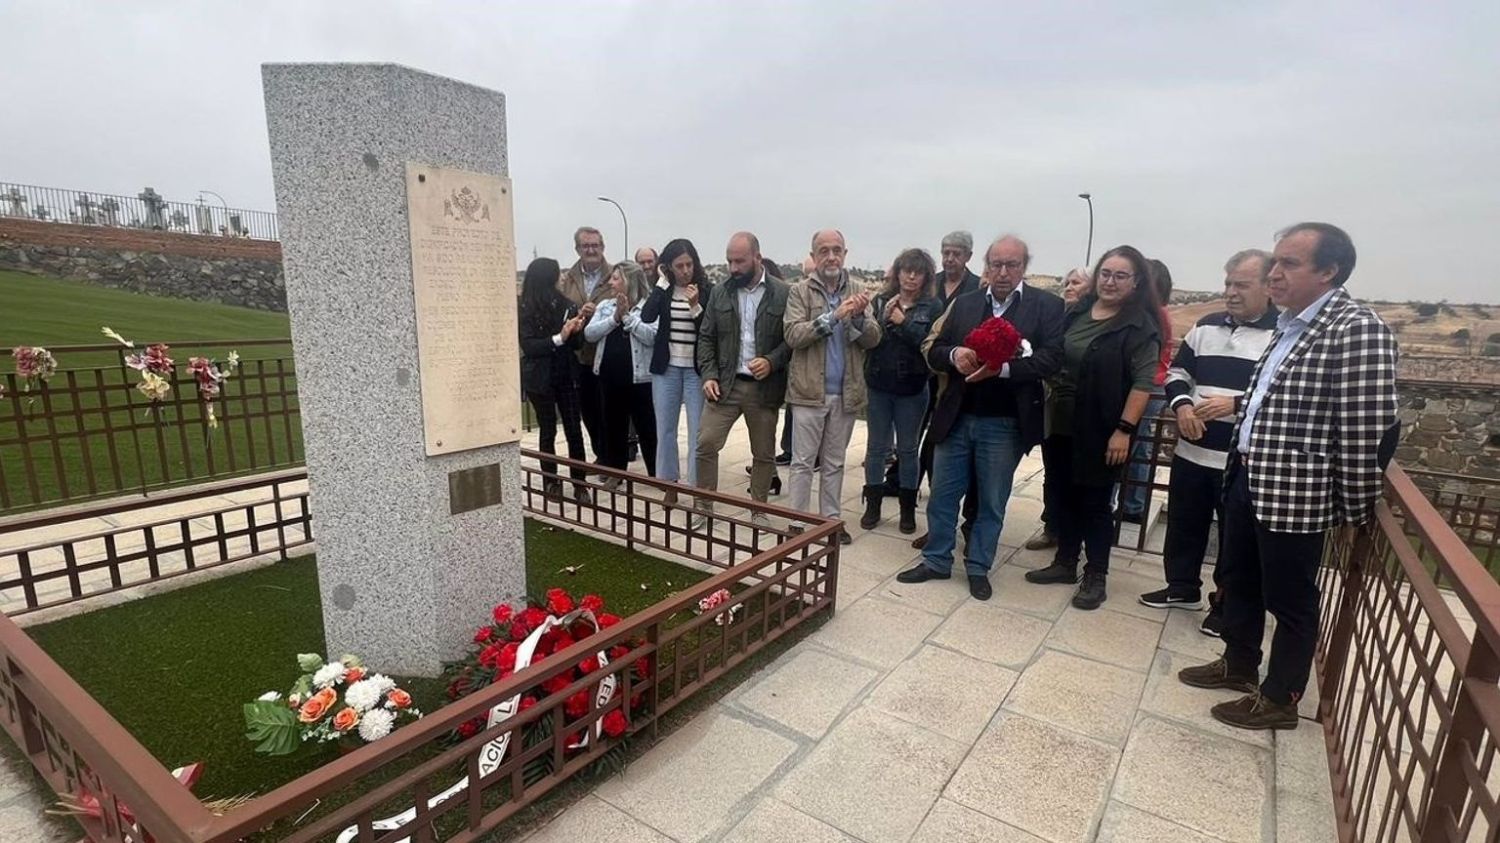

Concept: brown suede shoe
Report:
left=1177, top=658, right=1258, bottom=693
left=1211, top=692, right=1299, bottom=731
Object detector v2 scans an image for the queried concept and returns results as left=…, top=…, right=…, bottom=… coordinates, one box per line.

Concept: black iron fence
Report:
left=0, top=181, right=279, bottom=241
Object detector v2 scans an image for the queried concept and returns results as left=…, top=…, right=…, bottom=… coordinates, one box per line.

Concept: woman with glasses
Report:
left=640, top=239, right=713, bottom=503
left=860, top=248, right=941, bottom=533
left=519, top=257, right=590, bottom=503
left=584, top=260, right=659, bottom=489
left=1025, top=246, right=1161, bottom=610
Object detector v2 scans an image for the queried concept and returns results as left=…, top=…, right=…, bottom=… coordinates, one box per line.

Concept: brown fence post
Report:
left=1319, top=524, right=1371, bottom=723
left=1420, top=636, right=1500, bottom=841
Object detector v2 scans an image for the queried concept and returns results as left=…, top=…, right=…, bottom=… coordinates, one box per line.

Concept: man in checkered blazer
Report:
left=1178, top=222, right=1398, bottom=731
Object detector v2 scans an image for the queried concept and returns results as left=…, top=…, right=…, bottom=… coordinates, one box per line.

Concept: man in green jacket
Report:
left=693, top=232, right=791, bottom=529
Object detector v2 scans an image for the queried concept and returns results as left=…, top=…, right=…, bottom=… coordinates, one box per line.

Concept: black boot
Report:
left=898, top=488, right=918, bottom=535
left=860, top=484, right=884, bottom=529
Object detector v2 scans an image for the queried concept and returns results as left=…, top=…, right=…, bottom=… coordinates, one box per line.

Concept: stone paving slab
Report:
left=1096, top=801, right=1223, bottom=842
left=521, top=795, right=676, bottom=843
left=731, top=648, right=879, bottom=740
left=807, top=595, right=944, bottom=669
left=775, top=707, right=967, bottom=843
left=594, top=710, right=798, bottom=843
left=1112, top=716, right=1273, bottom=843
left=911, top=798, right=1048, bottom=842
left=865, top=644, right=1016, bottom=745
left=929, top=599, right=1052, bottom=669
left=1046, top=605, right=1164, bottom=673
left=1003, top=648, right=1147, bottom=746
left=720, top=798, right=853, bottom=843
left=945, top=712, right=1121, bottom=842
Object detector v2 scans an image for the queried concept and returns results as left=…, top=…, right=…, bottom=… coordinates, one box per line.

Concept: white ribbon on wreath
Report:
left=335, top=608, right=616, bottom=843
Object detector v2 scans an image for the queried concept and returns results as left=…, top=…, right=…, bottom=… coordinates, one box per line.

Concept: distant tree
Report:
left=1488, top=332, right=1500, bottom=344
left=1414, top=302, right=1440, bottom=317
left=1452, top=328, right=1471, bottom=341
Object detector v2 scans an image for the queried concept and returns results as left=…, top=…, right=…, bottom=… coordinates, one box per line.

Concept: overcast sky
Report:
left=4, top=1, right=1497, bottom=301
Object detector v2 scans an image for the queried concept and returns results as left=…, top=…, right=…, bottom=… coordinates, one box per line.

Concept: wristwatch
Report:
left=1116, top=419, right=1137, bottom=434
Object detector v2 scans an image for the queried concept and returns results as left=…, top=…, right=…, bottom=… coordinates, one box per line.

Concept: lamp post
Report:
left=1078, top=192, right=1094, bottom=267
left=597, top=196, right=627, bottom=255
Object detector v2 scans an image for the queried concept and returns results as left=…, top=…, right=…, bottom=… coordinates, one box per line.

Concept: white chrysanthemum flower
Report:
left=344, top=679, right=383, bottom=713
left=312, top=662, right=346, bottom=689
left=366, top=674, right=396, bottom=695
left=257, top=691, right=282, bottom=702
left=358, top=708, right=395, bottom=742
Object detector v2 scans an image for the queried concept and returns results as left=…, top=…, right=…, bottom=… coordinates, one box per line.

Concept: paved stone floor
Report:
left=0, top=420, right=1338, bottom=841
left=518, top=422, right=1338, bottom=843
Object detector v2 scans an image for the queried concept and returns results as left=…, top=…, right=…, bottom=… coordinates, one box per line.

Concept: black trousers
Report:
left=1039, top=430, right=1063, bottom=529
left=600, top=379, right=657, bottom=475
left=576, top=363, right=606, bottom=461
left=1162, top=455, right=1226, bottom=595
left=528, top=382, right=587, bottom=481
left=1046, top=435, right=1115, bottom=575
left=1218, top=461, right=1326, bottom=706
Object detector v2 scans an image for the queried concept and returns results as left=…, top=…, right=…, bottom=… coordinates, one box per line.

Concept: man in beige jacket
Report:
left=784, top=229, right=881, bottom=542
left=557, top=226, right=613, bottom=462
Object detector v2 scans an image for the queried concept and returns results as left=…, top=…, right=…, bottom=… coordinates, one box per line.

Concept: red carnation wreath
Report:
left=963, top=316, right=1024, bottom=370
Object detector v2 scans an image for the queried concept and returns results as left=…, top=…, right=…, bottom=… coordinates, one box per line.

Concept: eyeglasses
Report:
left=986, top=260, right=1024, bottom=272
left=1097, top=270, right=1135, bottom=284
left=577, top=243, right=603, bottom=252
left=815, top=246, right=846, bottom=257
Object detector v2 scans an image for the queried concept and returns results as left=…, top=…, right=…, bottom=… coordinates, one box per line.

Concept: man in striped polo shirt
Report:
left=1139, top=249, right=1277, bottom=635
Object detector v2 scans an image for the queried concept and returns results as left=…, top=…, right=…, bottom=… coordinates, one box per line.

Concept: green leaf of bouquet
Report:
left=243, top=701, right=301, bottom=756
left=296, top=653, right=324, bottom=672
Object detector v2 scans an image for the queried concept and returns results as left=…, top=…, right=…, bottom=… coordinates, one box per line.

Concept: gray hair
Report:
left=1224, top=248, right=1272, bottom=282
left=574, top=226, right=603, bottom=247
left=985, top=234, right=1031, bottom=269
left=940, top=230, right=974, bottom=253
left=1064, top=267, right=1091, bottom=283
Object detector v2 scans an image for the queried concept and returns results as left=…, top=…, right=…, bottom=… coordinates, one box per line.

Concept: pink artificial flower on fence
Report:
left=10, top=346, right=58, bottom=409
left=187, top=352, right=239, bottom=429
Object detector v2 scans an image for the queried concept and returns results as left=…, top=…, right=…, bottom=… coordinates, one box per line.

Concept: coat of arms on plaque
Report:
left=443, top=187, right=491, bottom=224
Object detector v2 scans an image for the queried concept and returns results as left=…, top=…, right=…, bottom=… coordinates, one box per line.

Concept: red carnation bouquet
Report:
left=963, top=316, right=1023, bottom=370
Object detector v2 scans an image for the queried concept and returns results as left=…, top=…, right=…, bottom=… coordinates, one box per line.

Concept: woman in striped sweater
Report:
left=640, top=239, right=714, bottom=502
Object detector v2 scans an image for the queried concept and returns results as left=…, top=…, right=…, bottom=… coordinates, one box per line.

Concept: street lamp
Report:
left=1078, top=192, right=1094, bottom=267
left=597, top=196, right=627, bottom=256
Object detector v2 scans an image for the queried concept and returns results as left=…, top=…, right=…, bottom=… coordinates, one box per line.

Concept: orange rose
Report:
left=297, top=687, right=337, bottom=724
left=387, top=689, right=413, bottom=710
left=344, top=666, right=366, bottom=683
left=332, top=706, right=359, bottom=732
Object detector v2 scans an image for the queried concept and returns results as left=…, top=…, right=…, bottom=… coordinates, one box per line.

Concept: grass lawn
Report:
left=0, top=269, right=292, bottom=361
left=22, top=520, right=713, bottom=801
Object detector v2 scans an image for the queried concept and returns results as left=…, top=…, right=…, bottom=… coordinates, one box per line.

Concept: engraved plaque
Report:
left=406, top=164, right=521, bottom=455
left=449, top=463, right=504, bottom=515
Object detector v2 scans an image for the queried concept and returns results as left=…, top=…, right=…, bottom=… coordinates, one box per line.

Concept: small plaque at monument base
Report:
left=449, top=463, right=504, bottom=515
left=406, top=163, right=521, bottom=456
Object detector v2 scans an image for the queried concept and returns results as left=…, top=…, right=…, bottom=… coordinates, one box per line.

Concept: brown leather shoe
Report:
left=1211, top=692, right=1299, bottom=731
left=1177, top=658, right=1258, bottom=693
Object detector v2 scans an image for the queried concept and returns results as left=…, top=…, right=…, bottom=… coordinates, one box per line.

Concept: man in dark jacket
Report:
left=897, top=236, right=1065, bottom=600
left=693, top=232, right=791, bottom=529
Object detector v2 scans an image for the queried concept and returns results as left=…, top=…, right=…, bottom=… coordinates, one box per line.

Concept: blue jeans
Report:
left=652, top=365, right=704, bottom=485
left=864, top=387, right=929, bottom=488
left=1122, top=396, right=1167, bottom=517
left=922, top=415, right=1021, bottom=576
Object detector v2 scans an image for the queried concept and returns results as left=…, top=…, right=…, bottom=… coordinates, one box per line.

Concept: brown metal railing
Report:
left=1407, top=468, right=1500, bottom=577
left=1, top=468, right=311, bottom=615
left=0, top=450, right=839, bottom=841
left=2, top=339, right=301, bottom=513
left=1316, top=464, right=1500, bottom=841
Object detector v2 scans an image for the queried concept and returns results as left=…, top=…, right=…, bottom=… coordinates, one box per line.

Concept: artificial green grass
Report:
left=23, top=519, right=711, bottom=801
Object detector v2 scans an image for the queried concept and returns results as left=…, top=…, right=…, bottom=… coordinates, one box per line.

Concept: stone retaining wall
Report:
left=1397, top=380, right=1500, bottom=477
left=0, top=217, right=286, bottom=311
